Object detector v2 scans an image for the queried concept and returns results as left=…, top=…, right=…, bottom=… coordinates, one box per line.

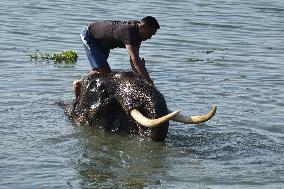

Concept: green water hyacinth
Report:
left=29, top=50, right=78, bottom=64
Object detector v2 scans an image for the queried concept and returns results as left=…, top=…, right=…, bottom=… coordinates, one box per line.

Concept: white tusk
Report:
left=170, top=105, right=217, bottom=124
left=130, top=109, right=181, bottom=128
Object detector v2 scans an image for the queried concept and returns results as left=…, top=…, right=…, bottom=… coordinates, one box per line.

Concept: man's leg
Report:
left=73, top=30, right=110, bottom=100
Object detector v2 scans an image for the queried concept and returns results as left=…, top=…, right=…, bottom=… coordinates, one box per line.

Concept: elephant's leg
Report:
left=73, top=80, right=81, bottom=100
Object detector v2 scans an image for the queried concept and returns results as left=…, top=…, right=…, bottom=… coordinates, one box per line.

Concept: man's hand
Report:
left=149, top=79, right=155, bottom=87
left=141, top=58, right=155, bottom=86
left=141, top=58, right=145, bottom=66
left=126, top=44, right=155, bottom=86
left=139, top=58, right=155, bottom=86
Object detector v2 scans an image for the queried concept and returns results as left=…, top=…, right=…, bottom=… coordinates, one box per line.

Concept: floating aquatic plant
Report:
left=28, top=49, right=78, bottom=64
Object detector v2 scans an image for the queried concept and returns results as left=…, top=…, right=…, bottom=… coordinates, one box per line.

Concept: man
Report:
left=73, top=16, right=160, bottom=99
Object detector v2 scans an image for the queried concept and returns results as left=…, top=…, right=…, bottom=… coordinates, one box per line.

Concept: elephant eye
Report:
left=100, top=89, right=109, bottom=98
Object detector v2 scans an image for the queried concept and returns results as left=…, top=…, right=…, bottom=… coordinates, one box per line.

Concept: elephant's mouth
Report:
left=129, top=105, right=217, bottom=128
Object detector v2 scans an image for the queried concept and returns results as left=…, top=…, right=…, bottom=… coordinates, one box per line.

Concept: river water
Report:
left=0, top=0, right=283, bottom=188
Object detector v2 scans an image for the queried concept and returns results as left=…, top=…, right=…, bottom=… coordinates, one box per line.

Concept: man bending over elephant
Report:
left=73, top=16, right=160, bottom=100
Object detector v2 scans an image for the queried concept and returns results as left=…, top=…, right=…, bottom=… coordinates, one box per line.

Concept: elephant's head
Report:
left=63, top=71, right=216, bottom=141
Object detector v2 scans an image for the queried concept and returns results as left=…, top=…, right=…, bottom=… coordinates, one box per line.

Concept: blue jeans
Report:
left=80, top=26, right=110, bottom=69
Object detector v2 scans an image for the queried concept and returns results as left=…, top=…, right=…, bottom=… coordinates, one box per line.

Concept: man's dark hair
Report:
left=141, top=16, right=160, bottom=29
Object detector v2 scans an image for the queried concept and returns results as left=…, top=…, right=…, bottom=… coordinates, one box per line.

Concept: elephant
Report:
left=60, top=70, right=217, bottom=141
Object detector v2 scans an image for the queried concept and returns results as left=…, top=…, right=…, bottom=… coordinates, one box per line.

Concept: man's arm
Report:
left=126, top=44, right=154, bottom=86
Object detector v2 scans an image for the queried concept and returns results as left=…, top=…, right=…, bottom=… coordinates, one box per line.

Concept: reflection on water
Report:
left=0, top=0, right=283, bottom=188
left=60, top=123, right=283, bottom=188
left=67, top=126, right=171, bottom=188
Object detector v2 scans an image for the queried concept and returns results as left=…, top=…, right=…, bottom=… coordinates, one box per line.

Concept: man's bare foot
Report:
left=89, top=70, right=101, bottom=76
left=90, top=64, right=111, bottom=76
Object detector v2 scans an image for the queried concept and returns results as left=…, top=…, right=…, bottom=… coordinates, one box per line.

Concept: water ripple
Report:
left=1, top=0, right=284, bottom=188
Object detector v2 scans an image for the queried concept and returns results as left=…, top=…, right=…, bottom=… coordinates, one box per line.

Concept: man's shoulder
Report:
left=90, top=20, right=139, bottom=28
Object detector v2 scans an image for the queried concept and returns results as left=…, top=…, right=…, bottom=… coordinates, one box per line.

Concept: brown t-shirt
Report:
left=88, top=20, right=141, bottom=51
